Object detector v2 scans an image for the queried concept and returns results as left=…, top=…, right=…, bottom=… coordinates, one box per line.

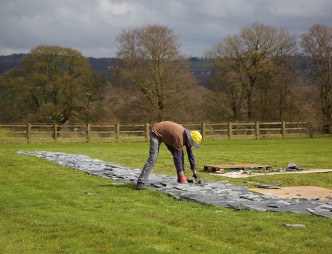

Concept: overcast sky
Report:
left=1, top=0, right=331, bottom=58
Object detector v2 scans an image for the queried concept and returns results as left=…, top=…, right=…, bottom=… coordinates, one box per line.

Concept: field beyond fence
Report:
left=0, top=121, right=315, bottom=143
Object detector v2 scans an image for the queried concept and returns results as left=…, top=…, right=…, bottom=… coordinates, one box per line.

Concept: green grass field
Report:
left=1, top=137, right=331, bottom=253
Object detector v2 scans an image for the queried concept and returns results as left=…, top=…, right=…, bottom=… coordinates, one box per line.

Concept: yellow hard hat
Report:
left=185, top=129, right=202, bottom=148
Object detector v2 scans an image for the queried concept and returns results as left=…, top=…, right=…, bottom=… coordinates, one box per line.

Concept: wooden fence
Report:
left=0, top=121, right=312, bottom=143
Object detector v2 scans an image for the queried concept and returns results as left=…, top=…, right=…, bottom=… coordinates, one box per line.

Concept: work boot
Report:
left=177, top=175, right=188, bottom=184
left=136, top=182, right=145, bottom=190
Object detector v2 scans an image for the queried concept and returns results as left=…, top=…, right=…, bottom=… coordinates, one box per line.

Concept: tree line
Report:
left=0, top=22, right=331, bottom=133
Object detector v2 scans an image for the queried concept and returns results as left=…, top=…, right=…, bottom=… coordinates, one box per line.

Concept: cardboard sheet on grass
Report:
left=249, top=186, right=332, bottom=201
left=210, top=166, right=332, bottom=200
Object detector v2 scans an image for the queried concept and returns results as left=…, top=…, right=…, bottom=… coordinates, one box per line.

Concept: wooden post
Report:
left=201, top=122, right=206, bottom=140
left=116, top=123, right=120, bottom=142
left=145, top=123, right=150, bottom=142
left=53, top=124, right=58, bottom=142
left=308, top=121, right=313, bottom=138
left=27, top=123, right=32, bottom=144
left=87, top=124, right=91, bottom=143
left=255, top=121, right=260, bottom=139
left=228, top=122, right=232, bottom=140
left=282, top=121, right=286, bottom=138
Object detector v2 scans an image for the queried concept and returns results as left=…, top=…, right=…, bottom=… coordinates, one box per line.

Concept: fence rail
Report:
left=0, top=121, right=312, bottom=143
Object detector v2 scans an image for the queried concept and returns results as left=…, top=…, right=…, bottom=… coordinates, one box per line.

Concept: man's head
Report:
left=185, top=129, right=202, bottom=148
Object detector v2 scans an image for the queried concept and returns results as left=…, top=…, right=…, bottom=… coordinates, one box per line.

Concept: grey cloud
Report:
left=0, top=0, right=331, bottom=57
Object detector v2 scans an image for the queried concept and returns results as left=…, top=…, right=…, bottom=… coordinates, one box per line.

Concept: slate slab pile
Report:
left=16, top=151, right=332, bottom=219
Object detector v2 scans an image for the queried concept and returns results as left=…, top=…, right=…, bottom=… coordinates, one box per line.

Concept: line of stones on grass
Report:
left=15, top=151, right=332, bottom=219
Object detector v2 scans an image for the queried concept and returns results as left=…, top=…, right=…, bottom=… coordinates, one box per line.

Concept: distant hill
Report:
left=0, top=54, right=119, bottom=74
left=0, top=54, right=25, bottom=74
left=0, top=54, right=211, bottom=74
left=0, top=54, right=315, bottom=87
left=87, top=57, right=118, bottom=71
left=0, top=54, right=212, bottom=86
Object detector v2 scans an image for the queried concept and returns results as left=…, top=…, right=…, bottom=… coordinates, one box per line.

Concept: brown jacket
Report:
left=152, top=121, right=187, bottom=151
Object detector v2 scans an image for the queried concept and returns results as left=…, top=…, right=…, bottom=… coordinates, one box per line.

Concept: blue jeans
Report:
left=137, top=131, right=161, bottom=184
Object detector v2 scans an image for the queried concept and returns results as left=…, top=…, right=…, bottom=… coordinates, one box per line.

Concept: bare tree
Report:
left=207, top=60, right=246, bottom=120
left=116, top=24, right=194, bottom=122
left=301, top=24, right=332, bottom=133
left=207, top=22, right=297, bottom=121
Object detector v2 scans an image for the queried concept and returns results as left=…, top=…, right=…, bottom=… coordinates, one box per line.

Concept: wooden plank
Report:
left=204, top=163, right=272, bottom=172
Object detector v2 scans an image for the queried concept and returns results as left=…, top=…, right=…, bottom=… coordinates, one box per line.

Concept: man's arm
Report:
left=186, top=146, right=196, bottom=170
left=186, top=146, right=201, bottom=183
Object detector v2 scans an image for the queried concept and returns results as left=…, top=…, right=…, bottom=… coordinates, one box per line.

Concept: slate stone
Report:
left=151, top=183, right=164, bottom=188
left=186, top=186, right=203, bottom=192
left=283, top=224, right=306, bottom=227
left=307, top=208, right=332, bottom=218
left=112, top=182, right=125, bottom=186
left=86, top=169, right=108, bottom=174
left=242, top=204, right=267, bottom=212
left=267, top=200, right=292, bottom=208
left=318, top=204, right=332, bottom=211
left=227, top=202, right=251, bottom=210
left=240, top=194, right=263, bottom=201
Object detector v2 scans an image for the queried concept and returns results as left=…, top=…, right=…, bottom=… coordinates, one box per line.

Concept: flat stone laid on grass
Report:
left=16, top=151, right=332, bottom=219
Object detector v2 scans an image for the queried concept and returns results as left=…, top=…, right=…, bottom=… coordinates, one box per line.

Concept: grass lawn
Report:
left=0, top=137, right=331, bottom=253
